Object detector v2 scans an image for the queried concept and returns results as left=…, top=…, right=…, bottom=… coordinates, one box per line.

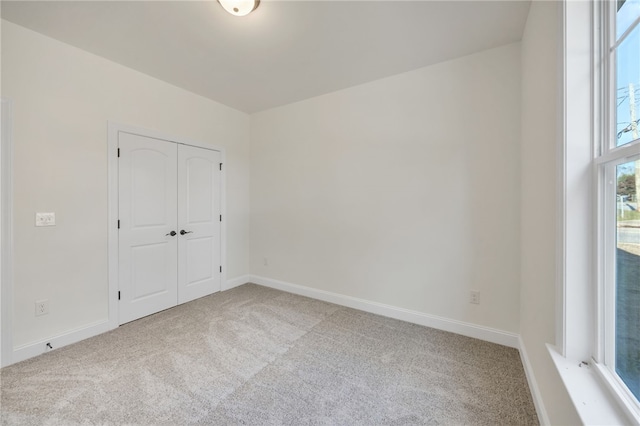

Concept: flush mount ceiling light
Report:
left=218, top=0, right=260, bottom=17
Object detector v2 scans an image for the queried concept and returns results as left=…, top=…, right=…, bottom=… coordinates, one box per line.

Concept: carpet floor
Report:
left=1, top=284, right=538, bottom=425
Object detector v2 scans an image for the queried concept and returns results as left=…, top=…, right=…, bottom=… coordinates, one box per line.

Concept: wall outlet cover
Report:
left=35, top=212, right=55, bottom=227
left=35, top=299, right=49, bottom=316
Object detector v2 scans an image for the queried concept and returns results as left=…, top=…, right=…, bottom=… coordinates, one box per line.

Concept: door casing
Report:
left=1, top=99, right=14, bottom=367
left=107, top=122, right=226, bottom=329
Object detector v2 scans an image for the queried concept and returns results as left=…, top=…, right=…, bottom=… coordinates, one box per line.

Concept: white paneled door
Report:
left=178, top=144, right=221, bottom=304
left=118, top=132, right=221, bottom=324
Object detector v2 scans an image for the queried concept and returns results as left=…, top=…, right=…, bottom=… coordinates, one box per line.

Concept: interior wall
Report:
left=0, top=14, right=4, bottom=367
left=0, top=9, right=585, bottom=422
left=250, top=44, right=522, bottom=332
left=1, top=21, right=251, bottom=348
left=520, top=1, right=580, bottom=424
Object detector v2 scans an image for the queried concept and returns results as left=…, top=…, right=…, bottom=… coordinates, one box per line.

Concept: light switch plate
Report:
left=35, top=212, right=55, bottom=227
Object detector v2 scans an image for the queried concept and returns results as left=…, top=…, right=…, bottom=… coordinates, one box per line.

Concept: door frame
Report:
left=107, top=121, right=226, bottom=329
left=1, top=99, right=15, bottom=367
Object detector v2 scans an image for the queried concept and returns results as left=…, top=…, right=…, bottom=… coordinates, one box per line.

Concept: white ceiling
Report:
left=1, top=1, right=531, bottom=113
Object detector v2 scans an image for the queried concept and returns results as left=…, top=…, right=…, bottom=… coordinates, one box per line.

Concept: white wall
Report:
left=1, top=21, right=251, bottom=348
left=0, top=10, right=589, bottom=422
left=0, top=15, right=4, bottom=367
left=1, top=13, right=584, bottom=423
left=250, top=44, right=522, bottom=333
left=520, top=2, right=581, bottom=424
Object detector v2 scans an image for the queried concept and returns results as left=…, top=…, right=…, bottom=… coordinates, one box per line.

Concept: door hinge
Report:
left=220, top=215, right=222, bottom=222
left=118, top=291, right=121, bottom=300
left=219, top=163, right=222, bottom=171
left=117, top=220, right=120, bottom=229
left=219, top=266, right=222, bottom=273
left=117, top=148, right=120, bottom=157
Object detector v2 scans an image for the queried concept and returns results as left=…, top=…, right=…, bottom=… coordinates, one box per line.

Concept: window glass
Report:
left=617, top=0, right=640, bottom=40
left=602, top=1, right=640, bottom=415
left=615, top=25, right=640, bottom=146
left=615, top=159, right=640, bottom=401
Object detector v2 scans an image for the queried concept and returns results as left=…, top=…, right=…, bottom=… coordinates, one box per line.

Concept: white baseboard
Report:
left=6, top=276, right=547, bottom=422
left=518, top=336, right=551, bottom=425
left=249, top=275, right=520, bottom=349
left=11, top=319, right=113, bottom=366
left=223, top=275, right=250, bottom=291
left=7, top=277, right=253, bottom=367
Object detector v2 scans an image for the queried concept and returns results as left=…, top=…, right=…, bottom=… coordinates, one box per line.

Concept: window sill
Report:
left=547, top=344, right=638, bottom=425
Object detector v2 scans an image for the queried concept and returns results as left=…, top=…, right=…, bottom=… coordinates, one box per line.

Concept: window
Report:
left=598, top=0, right=640, bottom=416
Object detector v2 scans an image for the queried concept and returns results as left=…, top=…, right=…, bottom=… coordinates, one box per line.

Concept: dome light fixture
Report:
left=218, top=0, right=260, bottom=17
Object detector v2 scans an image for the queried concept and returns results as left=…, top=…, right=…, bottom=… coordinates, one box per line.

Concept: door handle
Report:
left=180, top=230, right=193, bottom=235
left=166, top=230, right=177, bottom=236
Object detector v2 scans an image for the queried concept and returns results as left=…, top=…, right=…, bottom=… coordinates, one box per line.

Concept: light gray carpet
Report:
left=1, top=284, right=538, bottom=425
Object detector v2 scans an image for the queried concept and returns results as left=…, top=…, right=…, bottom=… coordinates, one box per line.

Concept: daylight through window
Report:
left=599, top=0, right=640, bottom=412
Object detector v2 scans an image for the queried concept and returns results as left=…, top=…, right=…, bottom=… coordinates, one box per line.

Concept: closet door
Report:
left=177, top=144, right=221, bottom=304
left=118, top=132, right=178, bottom=324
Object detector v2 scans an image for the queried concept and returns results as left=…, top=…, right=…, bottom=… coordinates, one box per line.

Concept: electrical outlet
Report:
left=470, top=290, right=480, bottom=305
left=263, top=257, right=268, bottom=266
left=35, top=212, right=56, bottom=227
left=35, top=299, right=49, bottom=316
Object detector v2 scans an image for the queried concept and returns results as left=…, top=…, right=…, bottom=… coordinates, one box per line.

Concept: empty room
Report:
left=1, top=0, right=639, bottom=424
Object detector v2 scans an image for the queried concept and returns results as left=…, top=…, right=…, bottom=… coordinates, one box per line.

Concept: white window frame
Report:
left=553, top=1, right=640, bottom=424
left=593, top=0, right=640, bottom=419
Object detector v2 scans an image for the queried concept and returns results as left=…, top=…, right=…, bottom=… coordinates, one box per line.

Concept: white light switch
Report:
left=35, top=212, right=55, bottom=227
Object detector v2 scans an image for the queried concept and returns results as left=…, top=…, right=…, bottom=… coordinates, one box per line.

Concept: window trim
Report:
left=592, top=358, right=640, bottom=422
left=596, top=0, right=640, bottom=417
left=554, top=1, right=640, bottom=424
